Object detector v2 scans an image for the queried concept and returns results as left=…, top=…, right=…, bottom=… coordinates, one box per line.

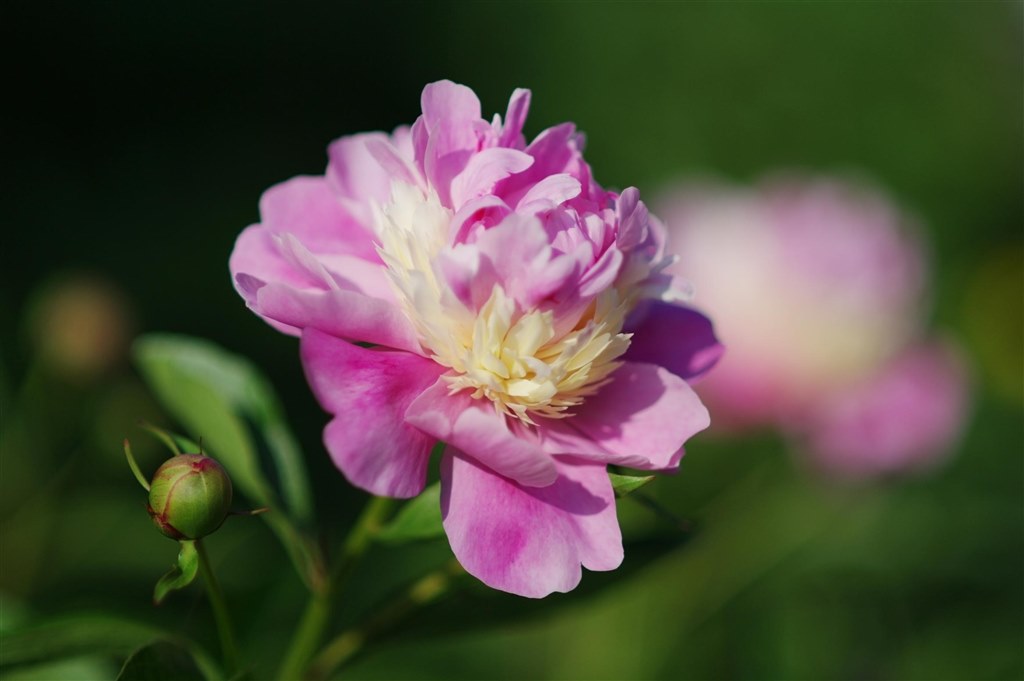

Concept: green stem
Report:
left=195, top=539, right=241, bottom=676
left=307, top=559, right=463, bottom=680
left=275, top=496, right=395, bottom=681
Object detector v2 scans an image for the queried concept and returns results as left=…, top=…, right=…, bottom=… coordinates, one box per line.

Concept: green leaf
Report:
left=0, top=614, right=163, bottom=670
left=116, top=641, right=206, bottom=681
left=132, top=334, right=312, bottom=524
left=377, top=483, right=444, bottom=543
left=133, top=335, right=323, bottom=591
left=153, top=540, right=199, bottom=605
left=609, top=472, right=656, bottom=497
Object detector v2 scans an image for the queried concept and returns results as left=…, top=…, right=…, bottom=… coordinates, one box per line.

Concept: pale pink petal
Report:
left=417, top=80, right=486, bottom=205
left=449, top=147, right=534, bottom=208
left=365, top=136, right=423, bottom=190
left=261, top=176, right=378, bottom=261
left=615, top=187, right=650, bottom=251
left=805, top=341, right=970, bottom=479
left=326, top=133, right=393, bottom=208
left=498, top=88, right=531, bottom=148
left=450, top=195, right=512, bottom=243
left=231, top=226, right=322, bottom=297
left=404, top=379, right=558, bottom=487
left=577, top=246, right=623, bottom=297
left=440, top=452, right=622, bottom=598
left=537, top=361, right=710, bottom=470
left=516, top=173, right=582, bottom=213
left=245, top=280, right=423, bottom=353
left=301, top=329, right=444, bottom=497
left=623, top=301, right=724, bottom=383
left=441, top=214, right=579, bottom=311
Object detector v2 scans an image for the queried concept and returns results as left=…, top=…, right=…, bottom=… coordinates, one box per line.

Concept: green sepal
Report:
left=377, top=483, right=444, bottom=543
left=123, top=439, right=150, bottom=492
left=153, top=540, right=199, bottom=605
left=609, top=472, right=656, bottom=497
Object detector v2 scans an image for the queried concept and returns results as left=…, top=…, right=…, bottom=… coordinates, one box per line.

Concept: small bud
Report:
left=147, top=454, right=233, bottom=540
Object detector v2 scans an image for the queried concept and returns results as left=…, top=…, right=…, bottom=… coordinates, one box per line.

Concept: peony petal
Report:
left=405, top=379, right=558, bottom=487
left=805, top=340, right=969, bottom=479
left=417, top=80, right=486, bottom=205
left=326, top=133, right=393, bottom=208
left=449, top=147, right=534, bottom=208
left=245, top=280, right=423, bottom=353
left=498, top=88, right=532, bottom=148
left=440, top=452, right=622, bottom=598
left=365, top=136, right=423, bottom=190
left=301, top=329, right=444, bottom=497
left=615, top=187, right=650, bottom=251
left=260, top=176, right=378, bottom=261
left=516, top=173, right=583, bottom=213
left=623, top=300, right=724, bottom=383
left=537, top=361, right=710, bottom=470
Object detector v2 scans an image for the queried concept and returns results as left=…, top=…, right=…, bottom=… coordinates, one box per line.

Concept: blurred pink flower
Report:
left=659, top=177, right=969, bottom=479
left=230, top=80, right=721, bottom=596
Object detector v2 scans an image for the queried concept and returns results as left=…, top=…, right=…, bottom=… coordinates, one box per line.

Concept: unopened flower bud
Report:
left=147, top=454, right=233, bottom=540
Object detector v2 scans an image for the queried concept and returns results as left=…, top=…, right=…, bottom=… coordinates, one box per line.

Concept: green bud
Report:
left=147, top=454, right=233, bottom=540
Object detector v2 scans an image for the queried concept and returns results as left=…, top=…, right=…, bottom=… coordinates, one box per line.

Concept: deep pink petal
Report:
left=405, top=380, right=558, bottom=487
left=537, top=361, right=710, bottom=470
left=441, top=452, right=622, bottom=598
left=624, top=301, right=724, bottom=383
left=301, top=330, right=444, bottom=497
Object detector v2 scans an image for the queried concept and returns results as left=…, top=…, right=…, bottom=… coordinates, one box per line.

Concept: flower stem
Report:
left=306, top=559, right=463, bottom=680
left=275, top=495, right=395, bottom=681
left=195, top=538, right=240, bottom=676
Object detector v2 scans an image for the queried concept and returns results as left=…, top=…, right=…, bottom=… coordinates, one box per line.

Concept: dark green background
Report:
left=3, top=2, right=1022, bottom=680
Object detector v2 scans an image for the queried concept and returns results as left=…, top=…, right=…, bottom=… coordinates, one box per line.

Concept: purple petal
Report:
left=405, top=379, right=558, bottom=487
left=623, top=300, right=724, bottom=383
left=441, top=452, right=622, bottom=598
left=537, top=361, right=710, bottom=470
left=301, top=330, right=445, bottom=497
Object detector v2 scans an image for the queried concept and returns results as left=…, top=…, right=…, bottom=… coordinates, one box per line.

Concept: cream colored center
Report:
left=375, top=182, right=631, bottom=423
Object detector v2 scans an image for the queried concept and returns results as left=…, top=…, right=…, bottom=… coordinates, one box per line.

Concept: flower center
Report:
left=375, top=183, right=631, bottom=424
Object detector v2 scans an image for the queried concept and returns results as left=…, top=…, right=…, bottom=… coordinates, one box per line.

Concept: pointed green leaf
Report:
left=0, top=615, right=221, bottom=681
left=609, top=473, right=656, bottom=497
left=133, top=335, right=322, bottom=591
left=0, top=615, right=162, bottom=670
left=153, top=541, right=199, bottom=605
left=133, top=335, right=312, bottom=524
left=377, top=483, right=444, bottom=543
left=116, top=641, right=207, bottom=681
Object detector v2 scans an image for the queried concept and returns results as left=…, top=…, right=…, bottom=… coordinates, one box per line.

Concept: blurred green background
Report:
left=2, top=2, right=1021, bottom=680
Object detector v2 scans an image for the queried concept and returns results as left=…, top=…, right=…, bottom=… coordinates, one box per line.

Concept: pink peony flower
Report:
left=658, top=177, right=969, bottom=479
left=230, top=80, right=721, bottom=597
